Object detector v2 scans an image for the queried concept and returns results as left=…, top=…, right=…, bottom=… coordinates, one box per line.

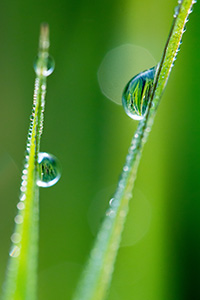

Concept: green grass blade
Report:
left=2, top=24, right=51, bottom=300
left=72, top=1, right=196, bottom=300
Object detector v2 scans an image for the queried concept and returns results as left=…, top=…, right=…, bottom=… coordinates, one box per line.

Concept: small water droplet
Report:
left=14, top=215, right=23, bottom=224
left=20, top=186, right=26, bottom=193
left=106, top=208, right=115, bottom=218
left=174, top=5, right=180, bottom=17
left=109, top=198, right=114, bottom=206
left=37, top=152, right=61, bottom=188
left=145, top=127, right=151, bottom=133
left=9, top=245, right=20, bottom=258
left=11, top=233, right=21, bottom=244
left=119, top=181, right=124, bottom=188
left=33, top=54, right=55, bottom=77
left=130, top=145, right=136, bottom=151
left=22, top=169, right=28, bottom=175
left=21, top=180, right=27, bottom=187
left=123, top=166, right=129, bottom=172
left=17, top=202, right=25, bottom=210
left=21, top=175, right=27, bottom=181
left=19, top=194, right=26, bottom=201
left=122, top=66, right=156, bottom=120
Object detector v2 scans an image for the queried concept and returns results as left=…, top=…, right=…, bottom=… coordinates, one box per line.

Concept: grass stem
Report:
left=2, top=23, right=51, bottom=300
left=72, top=1, right=196, bottom=300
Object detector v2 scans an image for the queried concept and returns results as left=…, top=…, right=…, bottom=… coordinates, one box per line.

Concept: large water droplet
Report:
left=33, top=54, right=55, bottom=77
left=37, top=152, right=61, bottom=188
left=122, top=66, right=156, bottom=120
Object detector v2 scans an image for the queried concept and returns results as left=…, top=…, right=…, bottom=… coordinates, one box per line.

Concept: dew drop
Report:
left=109, top=198, right=114, bottom=206
left=9, top=245, right=20, bottom=258
left=21, top=175, right=27, bottom=181
left=123, top=166, right=129, bottom=172
left=122, top=66, right=157, bottom=120
left=37, top=152, right=61, bottom=188
left=106, top=208, right=115, bottom=218
left=174, top=5, right=180, bottom=17
left=14, top=215, right=23, bottom=224
left=19, top=194, right=26, bottom=201
left=20, top=186, right=26, bottom=193
left=33, top=54, right=55, bottom=77
left=17, top=202, right=25, bottom=210
left=11, top=233, right=21, bottom=244
left=130, top=145, right=136, bottom=151
left=21, top=180, right=27, bottom=187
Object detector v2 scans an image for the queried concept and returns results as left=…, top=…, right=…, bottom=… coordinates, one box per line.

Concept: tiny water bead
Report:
left=9, top=245, right=20, bottom=258
left=14, top=215, right=23, bottom=225
left=11, top=233, right=21, bottom=244
left=33, top=54, right=55, bottom=77
left=37, top=152, right=61, bottom=188
left=122, top=66, right=156, bottom=120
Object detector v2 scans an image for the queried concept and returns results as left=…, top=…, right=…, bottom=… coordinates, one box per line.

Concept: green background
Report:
left=0, top=0, right=200, bottom=299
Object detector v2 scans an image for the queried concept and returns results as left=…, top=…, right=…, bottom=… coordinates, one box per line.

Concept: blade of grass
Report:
left=72, top=1, right=196, bottom=300
left=2, top=23, right=52, bottom=300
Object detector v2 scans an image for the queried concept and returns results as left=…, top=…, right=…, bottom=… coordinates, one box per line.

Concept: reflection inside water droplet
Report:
left=109, top=198, right=114, bottom=206
left=33, top=54, right=55, bottom=77
left=122, top=66, right=157, bottom=120
left=37, top=152, right=61, bottom=188
left=19, top=194, right=26, bottom=201
left=9, top=245, right=20, bottom=258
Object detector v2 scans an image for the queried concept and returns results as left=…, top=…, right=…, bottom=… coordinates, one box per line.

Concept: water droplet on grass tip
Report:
left=122, top=66, right=156, bottom=120
left=33, top=54, right=55, bottom=77
left=37, top=152, right=61, bottom=188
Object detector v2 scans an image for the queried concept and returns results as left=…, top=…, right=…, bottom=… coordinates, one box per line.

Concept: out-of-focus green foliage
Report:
left=0, top=1, right=199, bottom=300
